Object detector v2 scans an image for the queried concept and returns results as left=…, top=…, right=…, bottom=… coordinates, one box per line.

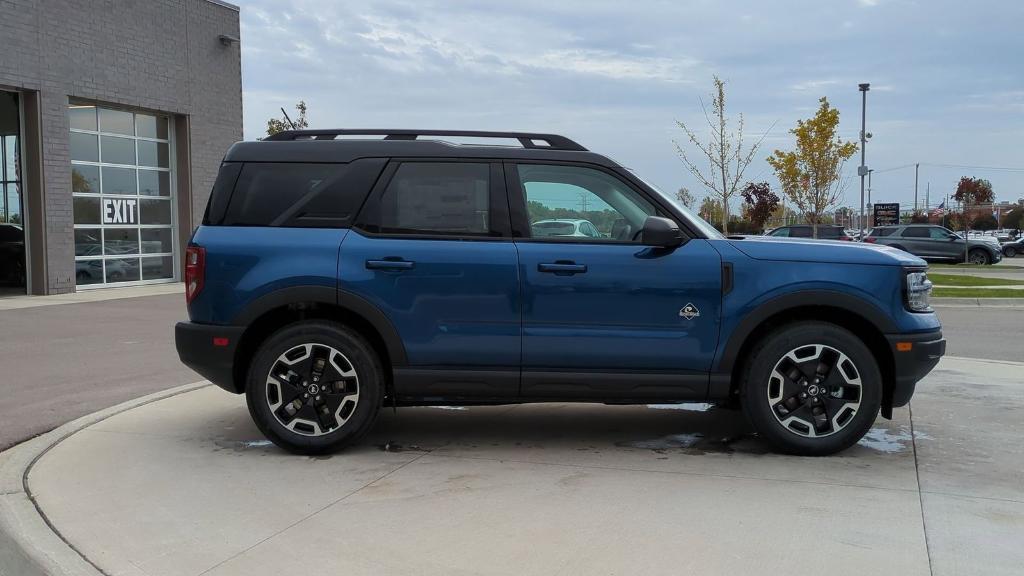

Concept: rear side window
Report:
left=209, top=159, right=384, bottom=227
left=868, top=227, right=896, bottom=237
left=902, top=227, right=929, bottom=238
left=376, top=162, right=491, bottom=235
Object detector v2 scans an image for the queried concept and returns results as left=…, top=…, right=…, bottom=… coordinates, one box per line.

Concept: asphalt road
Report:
left=0, top=294, right=196, bottom=451
left=0, top=294, right=1019, bottom=450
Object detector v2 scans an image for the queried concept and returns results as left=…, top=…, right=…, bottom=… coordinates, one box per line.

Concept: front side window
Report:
left=790, top=227, right=812, bottom=238
left=770, top=227, right=790, bottom=237
left=517, top=164, right=656, bottom=242
left=377, top=162, right=491, bottom=235
left=928, top=227, right=953, bottom=240
left=902, top=227, right=929, bottom=238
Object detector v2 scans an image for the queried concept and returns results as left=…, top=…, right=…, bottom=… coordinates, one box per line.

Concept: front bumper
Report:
left=175, top=322, right=246, bottom=393
left=885, top=329, right=945, bottom=409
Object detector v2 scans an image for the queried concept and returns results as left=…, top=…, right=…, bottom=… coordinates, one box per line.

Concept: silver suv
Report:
left=865, top=224, right=1003, bottom=265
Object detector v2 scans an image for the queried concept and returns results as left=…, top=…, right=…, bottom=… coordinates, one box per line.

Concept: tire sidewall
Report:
left=741, top=322, right=882, bottom=456
left=968, top=249, right=990, bottom=265
left=246, top=321, right=382, bottom=455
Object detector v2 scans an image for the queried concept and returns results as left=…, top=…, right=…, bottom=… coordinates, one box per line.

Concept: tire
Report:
left=740, top=321, right=882, bottom=456
left=1005, top=246, right=1017, bottom=258
left=968, top=249, right=991, bottom=265
left=246, top=320, right=383, bottom=455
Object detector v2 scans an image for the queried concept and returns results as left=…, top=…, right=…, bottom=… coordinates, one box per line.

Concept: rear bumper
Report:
left=885, top=329, right=945, bottom=408
left=175, top=322, right=245, bottom=393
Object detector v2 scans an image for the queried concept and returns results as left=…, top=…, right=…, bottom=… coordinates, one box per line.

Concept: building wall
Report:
left=0, top=0, right=242, bottom=294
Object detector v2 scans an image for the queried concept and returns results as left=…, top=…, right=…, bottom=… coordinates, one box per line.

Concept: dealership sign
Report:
left=102, top=198, right=137, bottom=225
left=873, top=203, right=900, bottom=227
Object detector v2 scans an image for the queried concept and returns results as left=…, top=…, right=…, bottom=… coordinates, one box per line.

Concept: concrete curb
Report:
left=931, top=297, right=1024, bottom=307
left=0, top=381, right=209, bottom=576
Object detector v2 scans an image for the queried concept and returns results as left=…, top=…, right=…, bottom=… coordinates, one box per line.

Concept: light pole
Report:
left=858, top=83, right=870, bottom=240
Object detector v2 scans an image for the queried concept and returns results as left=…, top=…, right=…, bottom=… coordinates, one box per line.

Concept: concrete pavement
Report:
left=2, top=357, right=1021, bottom=576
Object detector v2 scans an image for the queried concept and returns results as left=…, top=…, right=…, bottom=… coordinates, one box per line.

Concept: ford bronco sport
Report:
left=175, top=129, right=945, bottom=456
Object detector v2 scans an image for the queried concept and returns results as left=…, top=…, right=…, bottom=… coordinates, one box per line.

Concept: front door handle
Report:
left=366, top=259, right=415, bottom=271
left=538, top=261, right=587, bottom=275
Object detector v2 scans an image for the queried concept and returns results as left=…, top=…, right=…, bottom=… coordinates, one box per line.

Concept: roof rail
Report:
left=263, top=129, right=588, bottom=151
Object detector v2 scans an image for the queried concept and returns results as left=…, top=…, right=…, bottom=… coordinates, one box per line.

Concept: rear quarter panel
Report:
left=188, top=226, right=348, bottom=324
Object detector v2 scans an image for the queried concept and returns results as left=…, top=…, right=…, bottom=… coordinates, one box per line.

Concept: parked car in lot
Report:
left=176, top=129, right=945, bottom=457
left=1002, top=236, right=1024, bottom=258
left=531, top=219, right=604, bottom=238
left=765, top=225, right=853, bottom=241
left=0, top=223, right=25, bottom=287
left=865, top=224, right=1003, bottom=265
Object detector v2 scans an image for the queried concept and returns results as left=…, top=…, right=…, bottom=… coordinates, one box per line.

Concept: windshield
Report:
left=629, top=171, right=725, bottom=239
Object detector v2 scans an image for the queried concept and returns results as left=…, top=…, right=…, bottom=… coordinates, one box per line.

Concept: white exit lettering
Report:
left=102, top=198, right=137, bottom=225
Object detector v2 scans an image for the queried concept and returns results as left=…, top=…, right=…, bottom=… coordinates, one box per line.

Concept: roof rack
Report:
left=263, top=129, right=588, bottom=151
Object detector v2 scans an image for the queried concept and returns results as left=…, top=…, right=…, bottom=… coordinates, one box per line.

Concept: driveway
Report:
left=13, top=357, right=1022, bottom=576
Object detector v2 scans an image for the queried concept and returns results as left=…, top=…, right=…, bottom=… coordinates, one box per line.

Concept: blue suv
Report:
left=175, top=129, right=945, bottom=456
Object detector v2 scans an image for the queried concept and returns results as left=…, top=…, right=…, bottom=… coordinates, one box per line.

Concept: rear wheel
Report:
left=741, top=322, right=881, bottom=456
left=968, top=249, right=991, bottom=265
left=246, top=321, right=383, bottom=455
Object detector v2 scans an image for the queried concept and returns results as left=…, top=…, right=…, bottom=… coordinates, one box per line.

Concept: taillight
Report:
left=185, top=245, right=205, bottom=304
left=863, top=237, right=877, bottom=243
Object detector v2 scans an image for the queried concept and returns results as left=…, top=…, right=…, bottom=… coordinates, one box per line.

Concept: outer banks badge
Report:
left=679, top=303, right=700, bottom=320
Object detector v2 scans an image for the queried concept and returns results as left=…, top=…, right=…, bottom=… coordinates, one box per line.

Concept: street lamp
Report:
left=858, top=83, right=870, bottom=241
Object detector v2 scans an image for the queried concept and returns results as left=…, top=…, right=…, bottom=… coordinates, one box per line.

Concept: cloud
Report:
left=233, top=0, right=1024, bottom=206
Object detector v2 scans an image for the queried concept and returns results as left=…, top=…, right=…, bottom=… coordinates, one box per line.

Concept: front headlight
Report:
left=906, top=271, right=933, bottom=312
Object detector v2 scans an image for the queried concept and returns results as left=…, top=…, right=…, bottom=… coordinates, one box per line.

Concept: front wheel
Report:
left=741, top=322, right=882, bottom=456
left=246, top=321, right=383, bottom=455
left=1004, top=246, right=1017, bottom=258
left=968, top=249, right=991, bottom=265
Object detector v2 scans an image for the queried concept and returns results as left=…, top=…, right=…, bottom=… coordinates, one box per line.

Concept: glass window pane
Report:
left=103, top=227, right=138, bottom=255
left=101, top=167, right=136, bottom=195
left=105, top=258, right=140, bottom=283
left=70, top=133, right=98, bottom=162
left=136, top=115, right=168, bottom=139
left=140, top=198, right=171, bottom=225
left=72, top=165, right=100, bottom=193
left=74, top=229, right=102, bottom=256
left=518, top=164, right=655, bottom=241
left=138, top=170, right=170, bottom=196
left=137, top=140, right=169, bottom=168
left=141, top=256, right=174, bottom=280
left=73, top=196, right=101, bottom=224
left=99, top=108, right=134, bottom=135
left=3, top=135, right=16, bottom=180
left=75, top=259, right=104, bottom=285
left=141, top=228, right=173, bottom=254
left=68, top=105, right=97, bottom=131
left=100, top=135, right=136, bottom=165
left=378, top=163, right=490, bottom=235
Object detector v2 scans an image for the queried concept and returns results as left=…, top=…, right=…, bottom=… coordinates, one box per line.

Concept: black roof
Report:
left=224, top=129, right=619, bottom=166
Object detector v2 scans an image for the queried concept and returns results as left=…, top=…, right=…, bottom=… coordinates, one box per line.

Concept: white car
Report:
left=530, top=219, right=604, bottom=238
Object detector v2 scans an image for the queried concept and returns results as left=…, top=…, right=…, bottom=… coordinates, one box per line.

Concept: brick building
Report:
left=0, top=0, right=242, bottom=294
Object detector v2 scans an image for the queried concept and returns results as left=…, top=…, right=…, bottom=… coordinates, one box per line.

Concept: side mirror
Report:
left=640, top=216, right=684, bottom=248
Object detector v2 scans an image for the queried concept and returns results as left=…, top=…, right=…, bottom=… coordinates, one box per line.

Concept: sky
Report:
left=233, top=0, right=1024, bottom=213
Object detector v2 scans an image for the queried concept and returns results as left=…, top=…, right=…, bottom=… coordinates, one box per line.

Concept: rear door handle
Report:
left=538, top=261, right=587, bottom=275
left=366, top=259, right=415, bottom=271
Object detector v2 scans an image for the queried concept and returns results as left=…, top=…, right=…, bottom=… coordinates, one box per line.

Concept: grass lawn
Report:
left=928, top=273, right=1024, bottom=287
left=930, top=263, right=1024, bottom=270
left=933, top=288, right=1024, bottom=298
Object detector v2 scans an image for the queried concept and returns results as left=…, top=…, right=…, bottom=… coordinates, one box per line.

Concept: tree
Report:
left=675, top=187, right=696, bottom=209
left=698, top=196, right=724, bottom=227
left=971, top=214, right=997, bottom=230
left=266, top=101, right=309, bottom=137
left=767, top=97, right=858, bottom=238
left=739, top=182, right=780, bottom=233
left=953, top=177, right=994, bottom=215
left=674, top=76, right=769, bottom=234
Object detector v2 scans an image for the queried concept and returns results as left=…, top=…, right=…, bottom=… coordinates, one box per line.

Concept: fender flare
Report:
left=231, top=285, right=408, bottom=366
left=715, top=290, right=897, bottom=373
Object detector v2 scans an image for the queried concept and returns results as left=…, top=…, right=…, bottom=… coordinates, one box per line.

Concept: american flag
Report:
left=930, top=201, right=946, bottom=216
